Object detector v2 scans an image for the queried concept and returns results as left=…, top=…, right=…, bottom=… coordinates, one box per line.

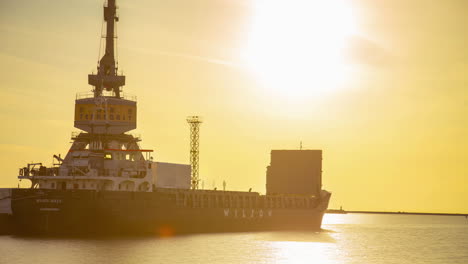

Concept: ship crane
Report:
left=88, top=0, right=125, bottom=98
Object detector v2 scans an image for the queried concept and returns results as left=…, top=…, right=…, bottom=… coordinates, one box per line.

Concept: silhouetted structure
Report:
left=88, top=0, right=125, bottom=97
left=267, top=150, right=322, bottom=196
left=187, top=116, right=202, bottom=189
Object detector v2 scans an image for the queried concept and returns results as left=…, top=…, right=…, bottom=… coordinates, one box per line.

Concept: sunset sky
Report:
left=1, top=0, right=467, bottom=213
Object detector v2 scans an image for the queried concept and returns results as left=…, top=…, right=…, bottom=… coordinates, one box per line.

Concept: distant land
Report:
left=326, top=209, right=468, bottom=217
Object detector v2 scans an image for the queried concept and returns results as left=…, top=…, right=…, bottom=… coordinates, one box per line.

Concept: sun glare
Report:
left=271, top=241, right=336, bottom=264
left=243, top=0, right=358, bottom=101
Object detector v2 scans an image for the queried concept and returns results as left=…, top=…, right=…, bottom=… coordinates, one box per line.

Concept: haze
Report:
left=0, top=0, right=467, bottom=213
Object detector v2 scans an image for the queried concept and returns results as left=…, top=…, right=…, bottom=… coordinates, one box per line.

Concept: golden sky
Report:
left=0, top=0, right=467, bottom=213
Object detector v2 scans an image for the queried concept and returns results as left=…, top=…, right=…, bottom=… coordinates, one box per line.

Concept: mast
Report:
left=88, top=0, right=125, bottom=98
left=77, top=0, right=136, bottom=135
left=187, top=116, right=202, bottom=190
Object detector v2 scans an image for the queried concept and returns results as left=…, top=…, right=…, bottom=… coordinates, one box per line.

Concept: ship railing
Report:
left=70, top=132, right=141, bottom=141
left=19, top=163, right=59, bottom=178
left=172, top=190, right=320, bottom=210
left=76, top=91, right=137, bottom=101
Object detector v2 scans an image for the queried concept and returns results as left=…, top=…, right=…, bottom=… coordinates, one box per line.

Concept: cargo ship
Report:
left=10, top=0, right=331, bottom=236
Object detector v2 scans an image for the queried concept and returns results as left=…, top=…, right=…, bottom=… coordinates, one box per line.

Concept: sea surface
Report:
left=1, top=213, right=467, bottom=264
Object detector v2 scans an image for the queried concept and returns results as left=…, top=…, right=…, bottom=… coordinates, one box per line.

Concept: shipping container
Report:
left=152, top=162, right=191, bottom=189
left=266, top=150, right=322, bottom=196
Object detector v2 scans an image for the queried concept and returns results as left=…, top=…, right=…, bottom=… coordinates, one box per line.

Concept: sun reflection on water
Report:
left=256, top=231, right=339, bottom=264
left=270, top=240, right=338, bottom=264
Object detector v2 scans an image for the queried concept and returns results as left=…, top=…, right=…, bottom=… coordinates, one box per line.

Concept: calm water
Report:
left=1, top=214, right=467, bottom=264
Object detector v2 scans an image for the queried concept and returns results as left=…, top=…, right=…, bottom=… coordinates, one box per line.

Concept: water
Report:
left=1, top=214, right=467, bottom=264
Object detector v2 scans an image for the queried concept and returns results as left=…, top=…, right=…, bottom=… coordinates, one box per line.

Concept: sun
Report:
left=243, top=0, right=358, bottom=102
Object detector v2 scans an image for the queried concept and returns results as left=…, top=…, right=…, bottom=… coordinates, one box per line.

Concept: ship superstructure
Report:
left=19, top=0, right=154, bottom=193
left=11, top=0, right=331, bottom=236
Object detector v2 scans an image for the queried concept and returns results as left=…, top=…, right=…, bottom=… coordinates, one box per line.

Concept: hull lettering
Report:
left=223, top=208, right=273, bottom=219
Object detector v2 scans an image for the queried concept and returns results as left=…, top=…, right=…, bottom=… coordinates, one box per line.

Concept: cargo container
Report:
left=266, top=150, right=322, bottom=196
left=152, top=162, right=191, bottom=189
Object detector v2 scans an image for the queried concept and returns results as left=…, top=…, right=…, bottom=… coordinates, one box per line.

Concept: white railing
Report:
left=76, top=91, right=137, bottom=101
left=71, top=132, right=141, bottom=142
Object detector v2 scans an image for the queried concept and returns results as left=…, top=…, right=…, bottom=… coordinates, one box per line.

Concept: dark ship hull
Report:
left=11, top=188, right=330, bottom=236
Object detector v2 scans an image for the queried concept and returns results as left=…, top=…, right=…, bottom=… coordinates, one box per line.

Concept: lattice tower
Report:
left=187, top=116, right=202, bottom=189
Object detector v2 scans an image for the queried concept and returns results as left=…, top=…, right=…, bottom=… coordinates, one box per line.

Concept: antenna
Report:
left=187, top=116, right=202, bottom=190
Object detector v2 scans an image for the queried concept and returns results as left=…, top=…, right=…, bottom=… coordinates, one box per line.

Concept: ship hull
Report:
left=11, top=188, right=330, bottom=236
